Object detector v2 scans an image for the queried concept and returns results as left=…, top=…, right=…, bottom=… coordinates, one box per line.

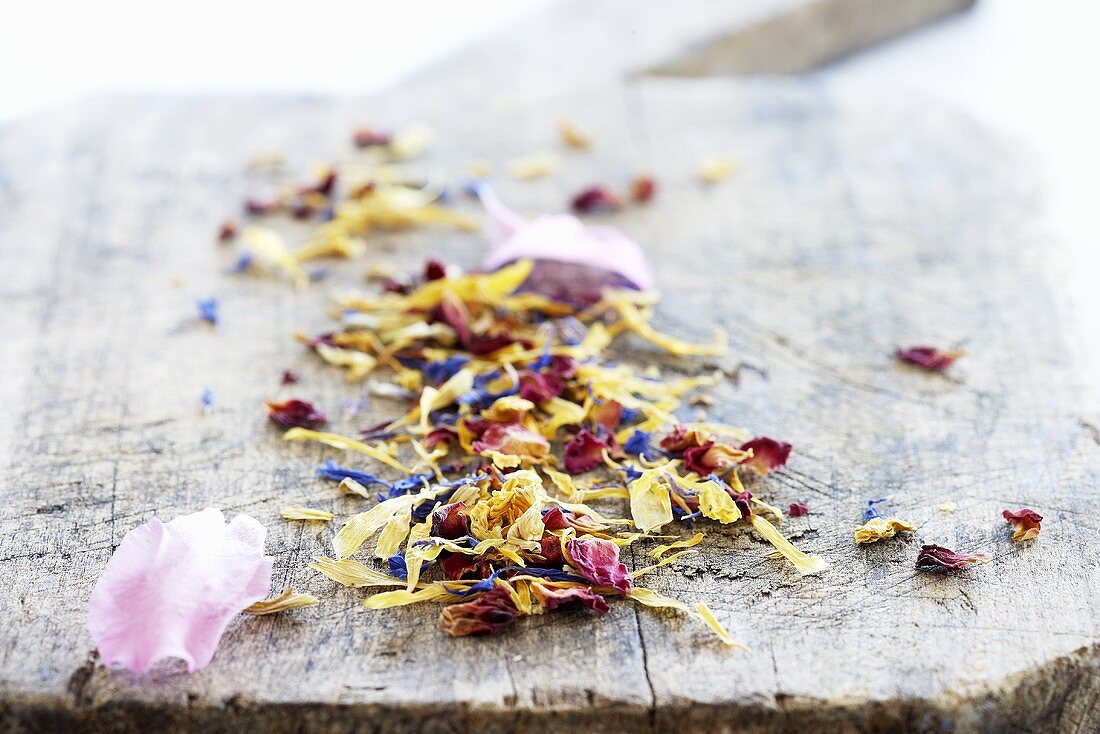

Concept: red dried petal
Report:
left=280, top=370, right=300, bottom=385
left=739, top=437, right=792, bottom=475
left=732, top=490, right=753, bottom=519
left=683, top=441, right=716, bottom=475
left=518, top=371, right=564, bottom=403
left=788, top=502, right=810, bottom=517
left=659, top=425, right=708, bottom=453
left=244, top=198, right=278, bottom=216
left=441, top=554, right=494, bottom=581
left=439, top=588, right=519, bottom=637
left=534, top=585, right=609, bottom=615
left=531, top=535, right=565, bottom=567
left=217, top=219, right=238, bottom=242
left=266, top=399, right=327, bottom=429
left=629, top=176, right=657, bottom=203
left=424, top=426, right=458, bottom=450
left=472, top=423, right=550, bottom=457
left=431, top=502, right=470, bottom=540
left=1003, top=508, right=1042, bottom=541
left=565, top=537, right=631, bottom=595
left=571, top=186, right=621, bottom=214
left=915, top=544, right=989, bottom=572
left=563, top=429, right=609, bottom=474
left=424, top=259, right=447, bottom=281
left=896, top=346, right=963, bottom=372
left=353, top=127, right=392, bottom=148
left=546, top=356, right=578, bottom=381
left=542, top=507, right=603, bottom=533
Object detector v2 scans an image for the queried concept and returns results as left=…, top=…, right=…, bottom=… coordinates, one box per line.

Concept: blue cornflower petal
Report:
left=196, top=298, right=219, bottom=326
left=863, top=498, right=889, bottom=521
left=315, top=459, right=389, bottom=487
left=387, top=552, right=408, bottom=580
left=624, top=429, right=655, bottom=460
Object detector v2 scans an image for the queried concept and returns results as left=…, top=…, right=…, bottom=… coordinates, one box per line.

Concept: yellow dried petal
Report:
left=853, top=517, right=916, bottom=545
left=628, top=466, right=674, bottom=532
left=280, top=507, right=333, bottom=522
left=509, top=152, right=560, bottom=179
left=310, top=557, right=405, bottom=588
left=244, top=588, right=319, bottom=615
left=698, top=157, right=735, bottom=183
left=648, top=532, right=704, bottom=559
left=751, top=515, right=828, bottom=575
left=316, top=344, right=376, bottom=381
left=558, top=121, right=593, bottom=150
left=363, top=585, right=453, bottom=609
left=282, top=428, right=410, bottom=472
left=242, top=226, right=309, bottom=287
left=338, top=477, right=372, bottom=499
left=693, top=602, right=747, bottom=650
left=698, top=482, right=742, bottom=524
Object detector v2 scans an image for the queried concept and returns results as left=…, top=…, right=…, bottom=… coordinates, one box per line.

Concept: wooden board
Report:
left=1, top=79, right=1097, bottom=733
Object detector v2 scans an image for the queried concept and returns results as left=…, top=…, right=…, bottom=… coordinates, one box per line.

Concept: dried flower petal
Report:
left=280, top=507, right=333, bottom=522
left=788, top=502, right=809, bottom=517
left=87, top=508, right=273, bottom=673
left=533, top=584, right=609, bottom=614
left=854, top=517, right=915, bottom=544
left=1003, top=508, right=1042, bottom=541
left=438, top=588, right=519, bottom=636
left=563, top=429, right=610, bottom=474
left=698, top=157, right=734, bottom=183
left=280, top=370, right=300, bottom=385
left=915, top=544, right=990, bottom=572
left=196, top=297, right=219, bottom=326
left=557, top=121, right=592, bottom=150
left=244, top=588, right=319, bottom=615
left=629, top=176, right=656, bottom=203
left=571, top=186, right=621, bottom=214
left=473, top=423, right=550, bottom=458
left=266, top=399, right=328, bottom=429
left=509, top=152, right=560, bottom=179
left=739, top=437, right=792, bottom=475
left=565, top=537, right=631, bottom=595
left=217, top=219, right=238, bottom=242
left=353, top=127, right=392, bottom=148
left=431, top=502, right=471, bottom=540
left=896, top=346, right=963, bottom=372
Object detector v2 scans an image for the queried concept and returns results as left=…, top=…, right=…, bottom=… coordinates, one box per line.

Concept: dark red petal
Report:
left=739, top=437, right=792, bottom=475
left=424, top=259, right=447, bottom=281
left=788, top=502, right=810, bottom=517
left=531, top=535, right=565, bottom=567
left=895, top=346, right=962, bottom=372
left=563, top=429, right=609, bottom=474
left=536, top=585, right=609, bottom=615
left=439, top=588, right=519, bottom=637
left=217, top=219, right=238, bottom=242
left=683, top=441, right=716, bottom=475
left=266, top=399, right=327, bottom=429
left=915, top=544, right=989, bottom=572
left=518, top=371, right=564, bottom=403
left=732, top=490, right=754, bottom=519
left=571, top=186, right=621, bottom=214
left=280, top=370, right=300, bottom=385
left=431, top=502, right=471, bottom=540
left=424, top=426, right=458, bottom=450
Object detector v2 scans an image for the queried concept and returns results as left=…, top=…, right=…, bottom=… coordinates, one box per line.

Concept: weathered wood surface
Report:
left=1, top=79, right=1098, bottom=733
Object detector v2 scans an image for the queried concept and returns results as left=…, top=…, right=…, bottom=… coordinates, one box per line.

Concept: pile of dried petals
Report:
left=280, top=194, right=827, bottom=645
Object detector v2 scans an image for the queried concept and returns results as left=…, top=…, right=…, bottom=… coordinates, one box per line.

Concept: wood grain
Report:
left=0, top=80, right=1097, bottom=733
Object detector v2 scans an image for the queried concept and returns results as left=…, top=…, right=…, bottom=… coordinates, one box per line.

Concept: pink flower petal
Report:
left=87, top=508, right=273, bottom=674
left=479, top=187, right=655, bottom=302
left=565, top=536, right=632, bottom=595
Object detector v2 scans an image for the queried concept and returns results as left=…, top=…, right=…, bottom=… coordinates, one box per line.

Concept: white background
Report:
left=2, top=0, right=1095, bottom=364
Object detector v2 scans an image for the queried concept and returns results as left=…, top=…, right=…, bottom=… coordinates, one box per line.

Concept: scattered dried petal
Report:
left=557, top=121, right=592, bottom=150
left=563, top=429, right=610, bottom=474
left=438, top=588, right=519, bottom=636
left=266, top=399, right=328, bottom=430
left=854, top=517, right=915, bottom=544
left=788, top=502, right=809, bottom=517
left=915, top=544, right=990, bottom=572
left=280, top=507, right=333, bottom=522
left=896, top=346, right=964, bottom=372
left=739, top=437, right=792, bottom=475
left=698, top=157, right=735, bottom=183
left=244, top=588, right=319, bottom=615
left=629, top=176, right=656, bottom=203
left=571, top=186, right=621, bottom=214
left=1003, top=508, right=1042, bottom=541
left=565, top=537, right=631, bottom=595
left=280, top=370, right=300, bottom=385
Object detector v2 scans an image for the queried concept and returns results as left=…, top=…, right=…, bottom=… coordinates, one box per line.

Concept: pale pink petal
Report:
left=479, top=187, right=655, bottom=300
left=87, top=508, right=273, bottom=674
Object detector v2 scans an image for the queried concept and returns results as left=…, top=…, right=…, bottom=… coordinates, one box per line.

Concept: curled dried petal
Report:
left=266, top=399, right=327, bottom=429
left=788, top=503, right=809, bottom=517
left=563, top=429, right=610, bottom=474
left=1003, top=508, right=1042, bottom=541
left=896, top=346, right=963, bottom=372
left=854, top=517, right=914, bottom=544
left=565, top=536, right=631, bottom=595
left=533, top=584, right=609, bottom=615
left=916, top=544, right=990, bottom=572
left=438, top=588, right=519, bottom=637
left=739, top=437, right=792, bottom=475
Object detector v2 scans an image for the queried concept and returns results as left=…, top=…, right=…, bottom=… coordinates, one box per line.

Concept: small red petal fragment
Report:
left=266, top=399, right=327, bottom=429
left=353, top=127, right=393, bottom=148
left=915, top=544, right=989, bottom=572
left=244, top=198, right=278, bottom=216
left=424, top=259, right=447, bottom=281
left=739, top=437, right=792, bottom=475
left=788, top=502, right=809, bottom=517
left=518, top=371, right=564, bottom=403
left=565, top=537, right=631, bottom=595
left=424, top=426, right=458, bottom=450
left=472, top=423, right=550, bottom=457
left=629, top=176, right=657, bottom=203
left=1003, top=508, right=1043, bottom=541
left=534, top=584, right=609, bottom=615
left=563, top=429, right=610, bottom=474
left=896, top=346, right=963, bottom=372
left=531, top=535, right=565, bottom=567
left=217, top=219, right=238, bottom=243
left=732, top=490, right=754, bottom=519
left=280, top=370, right=300, bottom=385
left=571, top=186, right=621, bottom=214
left=439, top=588, right=519, bottom=637
left=431, top=502, right=471, bottom=540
